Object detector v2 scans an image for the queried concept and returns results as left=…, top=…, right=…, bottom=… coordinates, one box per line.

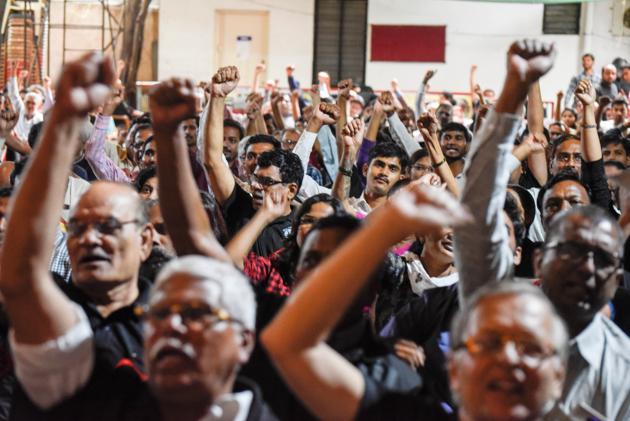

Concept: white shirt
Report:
left=404, top=252, right=459, bottom=295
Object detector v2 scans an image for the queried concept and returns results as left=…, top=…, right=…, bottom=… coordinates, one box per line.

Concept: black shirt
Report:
left=358, top=370, right=456, bottom=421
left=10, top=277, right=151, bottom=420
left=222, top=183, right=294, bottom=257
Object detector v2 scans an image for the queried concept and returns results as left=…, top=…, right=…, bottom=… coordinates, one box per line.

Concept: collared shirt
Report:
left=348, top=192, right=372, bottom=217
left=404, top=252, right=459, bottom=295
left=50, top=228, right=71, bottom=282
left=84, top=115, right=132, bottom=183
left=565, top=70, right=602, bottom=108
left=455, top=110, right=630, bottom=420
left=555, top=314, right=630, bottom=420
left=10, top=277, right=152, bottom=418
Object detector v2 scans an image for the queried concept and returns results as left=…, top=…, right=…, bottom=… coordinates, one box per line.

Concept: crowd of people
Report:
left=0, top=38, right=626, bottom=420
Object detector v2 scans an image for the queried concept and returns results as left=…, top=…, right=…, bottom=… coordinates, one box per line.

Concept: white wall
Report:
left=158, top=0, right=315, bottom=86
left=366, top=0, right=630, bottom=101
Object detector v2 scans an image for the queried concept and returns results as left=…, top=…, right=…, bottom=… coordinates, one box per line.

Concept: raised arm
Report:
left=262, top=183, right=469, bottom=420
left=383, top=91, right=422, bottom=157
left=554, top=90, right=563, bottom=121
left=418, top=112, right=459, bottom=196
left=332, top=119, right=364, bottom=214
left=1, top=53, right=115, bottom=344
left=415, top=69, right=435, bottom=117
left=0, top=97, right=28, bottom=155
left=455, top=40, right=556, bottom=303
left=270, top=93, right=285, bottom=130
left=526, top=81, right=549, bottom=186
left=151, top=78, right=231, bottom=263
left=574, top=79, right=601, bottom=162
left=6, top=61, right=24, bottom=115
left=293, top=103, right=339, bottom=177
left=84, top=79, right=131, bottom=183
left=252, top=62, right=265, bottom=94
left=574, top=79, right=612, bottom=211
left=204, top=66, right=240, bottom=204
left=336, top=79, right=352, bottom=158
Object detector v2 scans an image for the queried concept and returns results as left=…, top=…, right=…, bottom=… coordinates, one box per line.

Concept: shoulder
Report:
left=600, top=316, right=630, bottom=364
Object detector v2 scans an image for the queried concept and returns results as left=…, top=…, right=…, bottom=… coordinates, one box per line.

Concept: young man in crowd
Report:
left=564, top=53, right=600, bottom=107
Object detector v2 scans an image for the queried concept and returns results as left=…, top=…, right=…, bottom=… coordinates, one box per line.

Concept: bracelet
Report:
left=338, top=166, right=353, bottom=177
left=432, top=158, right=446, bottom=169
left=582, top=124, right=596, bottom=129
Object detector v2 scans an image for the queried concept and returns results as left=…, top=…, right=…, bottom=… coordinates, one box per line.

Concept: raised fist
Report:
left=417, top=112, right=438, bottom=137
left=53, top=53, right=115, bottom=118
left=423, top=69, right=437, bottom=85
left=507, top=39, right=556, bottom=84
left=102, top=79, right=125, bottom=116
left=378, top=91, right=396, bottom=114
left=149, top=77, right=197, bottom=133
left=341, top=118, right=365, bottom=154
left=0, top=97, right=18, bottom=134
left=255, top=62, right=266, bottom=74
left=246, top=100, right=261, bottom=120
left=314, top=103, right=340, bottom=125
left=337, top=79, right=353, bottom=100
left=211, top=66, right=240, bottom=98
left=246, top=92, right=263, bottom=106
left=574, top=79, right=596, bottom=106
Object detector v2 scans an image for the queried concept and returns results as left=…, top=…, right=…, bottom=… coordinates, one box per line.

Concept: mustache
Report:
left=148, top=337, right=196, bottom=362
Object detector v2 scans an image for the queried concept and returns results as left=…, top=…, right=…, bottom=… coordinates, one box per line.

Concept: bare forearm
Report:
left=527, top=151, right=548, bottom=186
left=427, top=138, right=458, bottom=196
left=527, top=82, right=544, bottom=135
left=225, top=211, right=272, bottom=268
left=581, top=104, right=601, bottom=162
left=204, top=96, right=235, bottom=203
left=271, top=102, right=285, bottom=130
left=336, top=99, right=348, bottom=158
left=4, top=132, right=32, bottom=155
left=332, top=152, right=353, bottom=202
left=156, top=129, right=231, bottom=262
left=366, top=110, right=384, bottom=141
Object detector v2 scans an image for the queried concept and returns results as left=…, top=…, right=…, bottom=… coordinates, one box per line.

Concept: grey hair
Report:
left=451, top=281, right=569, bottom=362
left=154, top=256, right=256, bottom=331
left=546, top=205, right=625, bottom=255
left=24, top=91, right=42, bottom=105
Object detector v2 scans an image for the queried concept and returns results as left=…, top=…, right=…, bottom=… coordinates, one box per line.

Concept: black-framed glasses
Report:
left=67, top=217, right=140, bottom=238
left=545, top=241, right=620, bottom=271
left=298, top=215, right=319, bottom=226
left=135, top=301, right=243, bottom=331
left=456, top=333, right=557, bottom=367
left=250, top=174, right=285, bottom=188
left=153, top=222, right=167, bottom=236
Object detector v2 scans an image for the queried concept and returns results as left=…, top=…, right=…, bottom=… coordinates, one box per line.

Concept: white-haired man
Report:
left=5, top=61, right=43, bottom=156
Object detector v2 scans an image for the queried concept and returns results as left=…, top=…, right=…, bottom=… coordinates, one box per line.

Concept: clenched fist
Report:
left=149, top=78, right=197, bottom=133
left=314, top=103, right=340, bottom=125
left=211, top=66, right=240, bottom=98
left=53, top=53, right=115, bottom=119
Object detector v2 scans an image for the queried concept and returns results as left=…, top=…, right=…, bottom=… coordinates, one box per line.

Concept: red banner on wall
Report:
left=370, top=25, right=446, bottom=62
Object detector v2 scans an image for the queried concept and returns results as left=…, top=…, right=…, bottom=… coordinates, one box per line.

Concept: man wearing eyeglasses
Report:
left=0, top=54, right=157, bottom=418
left=204, top=66, right=304, bottom=257
left=455, top=41, right=630, bottom=419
